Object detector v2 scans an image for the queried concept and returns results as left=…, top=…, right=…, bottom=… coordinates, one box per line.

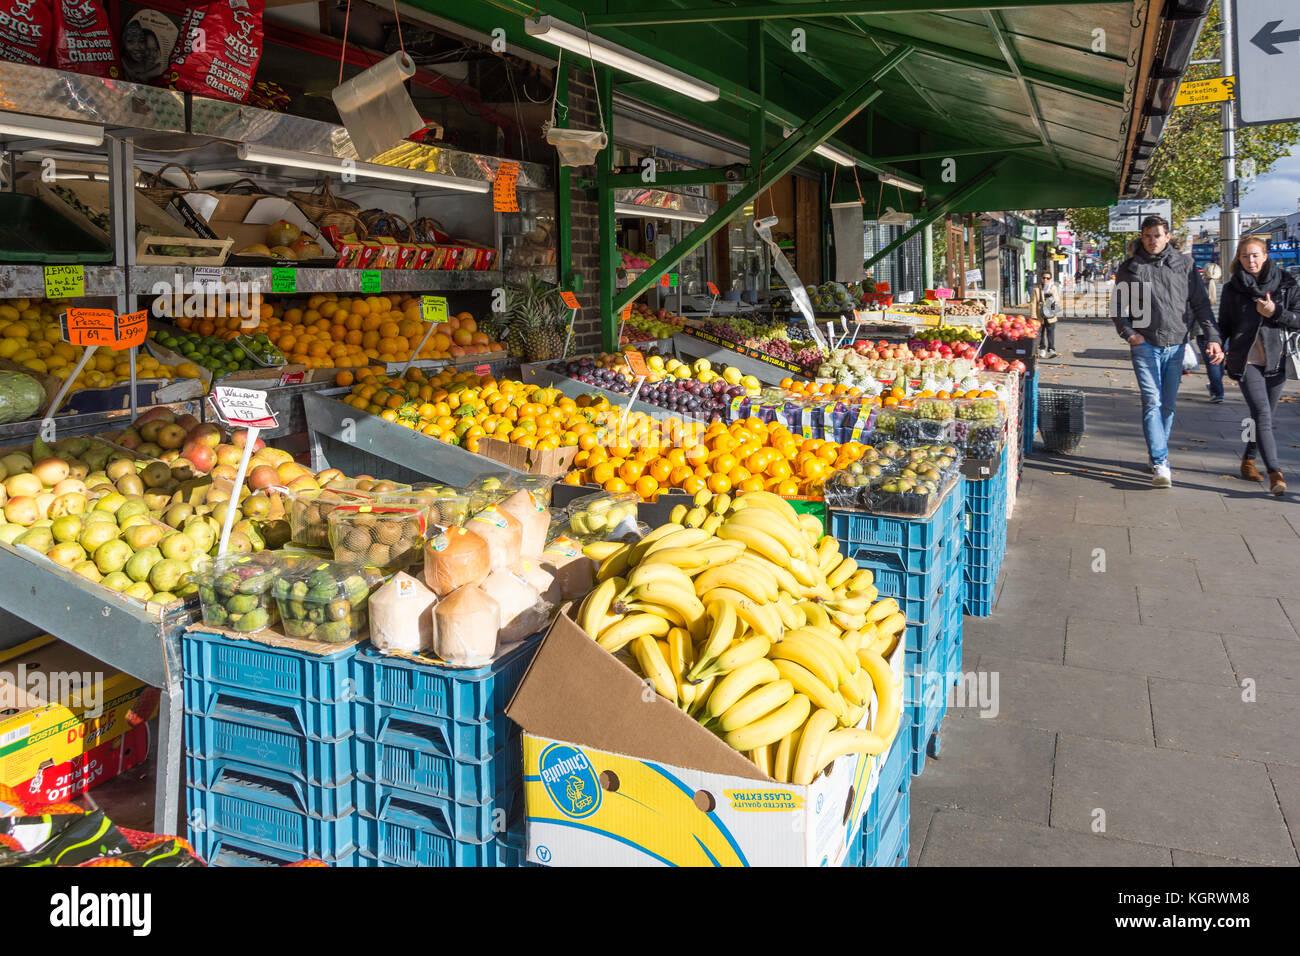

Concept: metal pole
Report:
left=1219, top=4, right=1238, bottom=271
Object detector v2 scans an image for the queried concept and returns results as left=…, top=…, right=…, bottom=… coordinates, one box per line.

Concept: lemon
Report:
left=53, top=341, right=77, bottom=361
left=3, top=322, right=28, bottom=339
left=0, top=339, right=19, bottom=359
left=12, top=348, right=37, bottom=362
left=23, top=358, right=48, bottom=373
left=94, top=354, right=115, bottom=372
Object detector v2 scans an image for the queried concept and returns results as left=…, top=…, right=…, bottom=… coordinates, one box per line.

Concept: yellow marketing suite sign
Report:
left=1174, top=76, right=1234, bottom=108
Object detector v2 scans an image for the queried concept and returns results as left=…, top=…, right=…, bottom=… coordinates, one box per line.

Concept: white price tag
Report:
left=211, top=386, right=278, bottom=428
left=194, top=267, right=222, bottom=286
left=895, top=291, right=915, bottom=304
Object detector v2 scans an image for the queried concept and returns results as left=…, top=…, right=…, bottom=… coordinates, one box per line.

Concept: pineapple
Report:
left=506, top=276, right=570, bottom=363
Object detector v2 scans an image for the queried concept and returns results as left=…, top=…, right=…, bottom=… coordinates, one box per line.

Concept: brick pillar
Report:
left=564, top=68, right=606, bottom=356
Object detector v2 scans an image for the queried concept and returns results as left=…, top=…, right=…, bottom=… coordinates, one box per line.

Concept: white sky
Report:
left=1204, top=147, right=1300, bottom=219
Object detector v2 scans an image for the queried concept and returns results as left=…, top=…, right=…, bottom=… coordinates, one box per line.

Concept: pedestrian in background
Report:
left=1112, top=215, right=1222, bottom=487
left=1031, top=270, right=1060, bottom=359
left=1199, top=261, right=1225, bottom=403
left=1217, top=236, right=1300, bottom=496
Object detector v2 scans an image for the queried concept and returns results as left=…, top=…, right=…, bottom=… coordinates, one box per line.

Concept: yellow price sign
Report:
left=44, top=265, right=85, bottom=299
left=421, top=296, right=449, bottom=323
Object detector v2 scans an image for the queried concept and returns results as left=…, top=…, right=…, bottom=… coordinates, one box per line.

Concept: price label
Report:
left=421, top=296, right=449, bottom=323
left=924, top=289, right=935, bottom=299
left=624, top=350, right=648, bottom=378
left=194, top=267, right=222, bottom=286
left=560, top=290, right=580, bottom=310
left=278, top=369, right=305, bottom=386
left=360, top=270, right=382, bottom=294
left=874, top=282, right=891, bottom=293
left=474, top=363, right=491, bottom=377
left=60, top=308, right=116, bottom=347
left=895, top=291, right=915, bottom=304
left=271, top=268, right=296, bottom=294
left=112, top=310, right=147, bottom=351
left=707, top=281, right=719, bottom=296
left=935, top=287, right=955, bottom=299
left=211, top=386, right=279, bottom=428
left=493, top=161, right=520, bottom=213
left=620, top=303, right=632, bottom=325
left=44, top=265, right=85, bottom=299
left=659, top=273, right=679, bottom=289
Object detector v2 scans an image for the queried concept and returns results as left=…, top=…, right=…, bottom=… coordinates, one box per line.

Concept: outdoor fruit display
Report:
left=985, top=313, right=1041, bottom=342
left=575, top=491, right=904, bottom=782
left=0, top=298, right=189, bottom=391
left=149, top=329, right=281, bottom=377
left=815, top=342, right=975, bottom=386
left=696, top=317, right=825, bottom=374
left=566, top=415, right=873, bottom=500
left=327, top=504, right=428, bottom=572
left=194, top=553, right=281, bottom=633
left=272, top=560, right=379, bottom=643
left=553, top=352, right=762, bottom=419
left=620, top=303, right=685, bottom=343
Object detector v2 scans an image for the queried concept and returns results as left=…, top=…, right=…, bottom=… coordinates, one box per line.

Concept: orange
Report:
left=634, top=476, right=660, bottom=500
left=738, top=476, right=765, bottom=493
left=706, top=473, right=732, bottom=494
left=669, top=465, right=694, bottom=487
left=603, top=477, right=629, bottom=494
left=618, top=460, right=645, bottom=483
left=649, top=458, right=673, bottom=483
left=681, top=475, right=707, bottom=495
left=776, top=478, right=800, bottom=497
left=334, top=370, right=354, bottom=387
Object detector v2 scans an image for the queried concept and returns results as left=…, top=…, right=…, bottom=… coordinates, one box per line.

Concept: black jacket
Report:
left=1112, top=245, right=1217, bottom=347
left=1218, top=265, right=1300, bottom=378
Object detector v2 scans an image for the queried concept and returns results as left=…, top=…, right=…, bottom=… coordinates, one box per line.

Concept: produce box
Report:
left=1, top=723, right=150, bottom=812
left=507, top=612, right=898, bottom=867
left=475, top=438, right=579, bottom=478
left=0, top=636, right=158, bottom=788
left=17, top=176, right=198, bottom=250
left=176, top=194, right=336, bottom=264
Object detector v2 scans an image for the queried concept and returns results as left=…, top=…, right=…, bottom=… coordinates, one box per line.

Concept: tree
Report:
left=1067, top=2, right=1300, bottom=259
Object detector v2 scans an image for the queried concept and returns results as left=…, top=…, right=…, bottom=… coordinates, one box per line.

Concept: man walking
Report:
left=1112, top=215, right=1223, bottom=487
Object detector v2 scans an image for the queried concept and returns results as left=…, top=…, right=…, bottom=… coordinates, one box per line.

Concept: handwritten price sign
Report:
left=421, top=296, right=449, bottom=323
left=560, top=290, right=580, bottom=310
left=493, top=162, right=520, bottom=213
left=210, top=386, right=279, bottom=428
left=60, top=309, right=116, bottom=347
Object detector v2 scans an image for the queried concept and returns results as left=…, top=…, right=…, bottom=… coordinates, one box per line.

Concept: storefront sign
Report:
left=1035, top=226, right=1055, bottom=241
left=1175, top=75, right=1235, bottom=107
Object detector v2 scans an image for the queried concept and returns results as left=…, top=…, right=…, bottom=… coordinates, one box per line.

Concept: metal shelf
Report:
left=0, top=265, right=125, bottom=298
left=129, top=267, right=503, bottom=295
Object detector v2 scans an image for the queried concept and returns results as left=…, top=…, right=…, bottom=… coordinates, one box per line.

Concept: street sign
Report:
left=1174, top=75, right=1235, bottom=107
left=1035, top=226, right=1055, bottom=241
left=1108, top=198, right=1172, bottom=233
left=1234, top=0, right=1300, bottom=125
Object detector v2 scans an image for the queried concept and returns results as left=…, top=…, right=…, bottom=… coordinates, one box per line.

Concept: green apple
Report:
left=124, top=546, right=163, bottom=583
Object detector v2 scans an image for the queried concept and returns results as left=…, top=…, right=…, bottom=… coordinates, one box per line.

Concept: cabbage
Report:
left=0, top=371, right=45, bottom=424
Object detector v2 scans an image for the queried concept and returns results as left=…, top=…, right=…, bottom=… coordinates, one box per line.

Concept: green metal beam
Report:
left=862, top=160, right=1008, bottom=272
left=876, top=141, right=1042, bottom=163
left=984, top=10, right=1064, bottom=170
left=611, top=51, right=909, bottom=314
left=588, top=1, right=1112, bottom=27
left=581, top=167, right=752, bottom=189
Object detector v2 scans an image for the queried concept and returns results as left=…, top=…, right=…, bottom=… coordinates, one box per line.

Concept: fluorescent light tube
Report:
left=615, top=202, right=707, bottom=223
left=781, top=127, right=854, bottom=167
left=0, top=111, right=103, bottom=147
left=878, top=172, right=924, bottom=193
left=526, top=16, right=719, bottom=103
left=237, top=144, right=491, bottom=193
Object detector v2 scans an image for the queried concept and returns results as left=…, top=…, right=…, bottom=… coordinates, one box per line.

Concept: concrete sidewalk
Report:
left=910, top=312, right=1300, bottom=866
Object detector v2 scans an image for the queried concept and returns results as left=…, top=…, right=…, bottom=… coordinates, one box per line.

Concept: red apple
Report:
left=182, top=443, right=216, bottom=473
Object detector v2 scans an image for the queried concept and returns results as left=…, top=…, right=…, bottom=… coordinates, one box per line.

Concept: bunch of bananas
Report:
left=578, top=490, right=905, bottom=785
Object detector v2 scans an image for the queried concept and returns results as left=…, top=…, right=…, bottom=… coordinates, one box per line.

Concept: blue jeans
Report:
left=1197, top=335, right=1224, bottom=400
left=1130, top=342, right=1184, bottom=467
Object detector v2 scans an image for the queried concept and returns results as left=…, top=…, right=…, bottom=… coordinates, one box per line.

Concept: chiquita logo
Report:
left=539, top=743, right=602, bottom=819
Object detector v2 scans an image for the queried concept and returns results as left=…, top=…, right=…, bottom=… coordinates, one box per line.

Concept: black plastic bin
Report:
left=1037, top=387, right=1086, bottom=454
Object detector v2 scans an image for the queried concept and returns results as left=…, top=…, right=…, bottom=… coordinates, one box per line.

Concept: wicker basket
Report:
left=360, top=209, right=416, bottom=241
left=137, top=163, right=199, bottom=208
left=317, top=207, right=370, bottom=239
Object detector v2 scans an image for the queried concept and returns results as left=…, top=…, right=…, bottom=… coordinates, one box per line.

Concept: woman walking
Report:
left=1200, top=261, right=1225, bottom=402
left=1031, top=270, right=1060, bottom=359
left=1218, top=237, right=1300, bottom=495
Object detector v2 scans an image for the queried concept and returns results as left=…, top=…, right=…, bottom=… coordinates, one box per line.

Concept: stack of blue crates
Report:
left=183, top=629, right=365, bottom=867
left=1021, top=370, right=1039, bottom=457
left=349, top=637, right=537, bottom=867
left=842, top=714, right=912, bottom=867
left=183, top=629, right=539, bottom=867
left=963, top=443, right=1010, bottom=617
left=828, top=479, right=964, bottom=780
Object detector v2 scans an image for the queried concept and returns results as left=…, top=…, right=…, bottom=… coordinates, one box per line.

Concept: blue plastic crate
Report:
left=829, top=481, right=963, bottom=564
left=183, top=628, right=358, bottom=704
left=873, top=789, right=910, bottom=866
left=192, top=829, right=364, bottom=868
left=353, top=699, right=514, bottom=764
left=356, top=780, right=520, bottom=844
left=355, top=717, right=522, bottom=806
left=351, top=635, right=541, bottom=726
left=853, top=536, right=960, bottom=624
left=185, top=678, right=352, bottom=740
left=186, top=778, right=359, bottom=860
left=908, top=698, right=946, bottom=777
left=186, top=756, right=356, bottom=818
left=1022, top=372, right=1038, bottom=456
left=902, top=574, right=961, bottom=654
left=357, top=789, right=522, bottom=866
left=905, top=630, right=948, bottom=708
left=946, top=635, right=963, bottom=683
left=964, top=555, right=1004, bottom=588
left=963, top=576, right=996, bottom=617
left=184, top=697, right=354, bottom=787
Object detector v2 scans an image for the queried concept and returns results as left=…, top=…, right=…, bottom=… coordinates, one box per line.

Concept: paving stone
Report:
left=955, top=655, right=1152, bottom=743
left=1267, top=763, right=1300, bottom=856
left=1282, top=599, right=1300, bottom=639
left=1193, top=559, right=1299, bottom=600
left=958, top=606, right=1063, bottom=664
left=1018, top=523, right=1132, bottom=555
left=1223, top=635, right=1300, bottom=694
left=1170, top=849, right=1274, bottom=866
left=908, top=801, right=936, bottom=868
left=1065, top=618, right=1236, bottom=685
left=1130, top=527, right=1252, bottom=563
left=1073, top=500, right=1172, bottom=529
left=1150, top=678, right=1300, bottom=767
left=1138, top=587, right=1290, bottom=635
left=1177, top=507, right=1299, bottom=538
left=1243, top=535, right=1300, bottom=567
left=907, top=719, right=1056, bottom=824
left=1050, top=734, right=1295, bottom=864
left=1067, top=547, right=1200, bottom=590
left=916, top=807, right=1171, bottom=867
left=996, top=578, right=1141, bottom=626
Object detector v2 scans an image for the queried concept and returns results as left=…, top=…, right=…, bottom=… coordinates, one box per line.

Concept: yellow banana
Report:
left=698, top=587, right=783, bottom=639
left=856, top=584, right=879, bottom=605
left=878, top=611, right=906, bottom=636
left=716, top=522, right=793, bottom=569
left=838, top=667, right=871, bottom=710
left=768, top=633, right=840, bottom=689
left=736, top=490, right=802, bottom=528
left=625, top=561, right=695, bottom=595
left=825, top=592, right=873, bottom=615
left=828, top=608, right=867, bottom=632
left=772, top=596, right=802, bottom=630
left=711, top=493, right=732, bottom=515
left=723, top=693, right=811, bottom=754
left=619, top=601, right=687, bottom=629
left=693, top=563, right=776, bottom=604
left=826, top=555, right=857, bottom=589
left=857, top=647, right=902, bottom=742
left=840, top=629, right=866, bottom=655
left=667, top=626, right=692, bottom=681
left=700, top=513, right=724, bottom=535
left=597, top=548, right=633, bottom=582
left=690, top=600, right=738, bottom=679
left=772, top=725, right=802, bottom=784
left=847, top=568, right=875, bottom=591
left=692, top=489, right=712, bottom=508
left=578, top=576, right=624, bottom=637
left=642, top=527, right=712, bottom=559
left=844, top=701, right=867, bottom=727
left=866, top=597, right=900, bottom=624
left=814, top=727, right=890, bottom=779
left=816, top=535, right=841, bottom=574
left=684, top=506, right=708, bottom=528
left=669, top=504, right=688, bottom=525
left=731, top=551, right=810, bottom=599
left=716, top=679, right=794, bottom=733
left=687, top=673, right=716, bottom=718
left=584, top=540, right=626, bottom=561
left=786, top=627, right=856, bottom=682
left=749, top=743, right=772, bottom=777
left=630, top=581, right=707, bottom=636
left=596, top=613, right=671, bottom=653
left=725, top=507, right=806, bottom=559
left=630, top=634, right=677, bottom=704
left=797, top=511, right=824, bottom=546
left=792, top=707, right=839, bottom=785
left=627, top=522, right=685, bottom=564
left=704, top=658, right=780, bottom=721
left=721, top=555, right=782, bottom=600
left=772, top=658, right=847, bottom=723
left=638, top=546, right=713, bottom=573
left=797, top=601, right=833, bottom=632
left=698, top=634, right=772, bottom=681
left=788, top=556, right=822, bottom=589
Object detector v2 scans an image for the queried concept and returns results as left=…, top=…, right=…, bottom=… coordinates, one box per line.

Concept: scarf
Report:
left=1228, top=259, right=1283, bottom=301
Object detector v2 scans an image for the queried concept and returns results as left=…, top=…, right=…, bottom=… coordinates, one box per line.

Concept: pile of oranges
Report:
left=778, top=377, right=870, bottom=400
left=565, top=414, right=872, bottom=501
left=337, top=367, right=621, bottom=455
left=779, top=378, right=998, bottom=409
left=171, top=293, right=505, bottom=369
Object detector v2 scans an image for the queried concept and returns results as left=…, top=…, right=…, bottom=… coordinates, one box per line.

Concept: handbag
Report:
left=1182, top=342, right=1200, bottom=372
left=1282, top=329, right=1300, bottom=380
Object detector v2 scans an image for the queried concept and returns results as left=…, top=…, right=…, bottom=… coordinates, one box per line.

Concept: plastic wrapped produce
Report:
left=513, top=557, right=559, bottom=606
left=565, top=491, right=639, bottom=539
left=288, top=487, right=371, bottom=547
left=499, top=489, right=550, bottom=557
left=466, top=505, right=523, bottom=571
left=193, top=552, right=281, bottom=633
left=423, top=526, right=490, bottom=597
left=434, top=585, right=501, bottom=666
left=481, top=567, right=552, bottom=644
left=539, top=535, right=595, bottom=602
left=271, top=560, right=382, bottom=643
left=370, top=572, right=437, bottom=654
left=328, top=504, right=428, bottom=572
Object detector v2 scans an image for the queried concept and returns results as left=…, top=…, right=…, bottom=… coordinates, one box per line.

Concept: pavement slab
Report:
left=1266, top=763, right=1300, bottom=858
left=1222, top=635, right=1300, bottom=693
left=1149, top=678, right=1300, bottom=767
left=1064, top=618, right=1236, bottom=686
left=917, top=807, right=1172, bottom=867
left=1137, top=586, right=1290, bottom=635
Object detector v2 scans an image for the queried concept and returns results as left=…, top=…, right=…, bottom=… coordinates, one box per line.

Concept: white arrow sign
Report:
left=1235, top=0, right=1300, bottom=125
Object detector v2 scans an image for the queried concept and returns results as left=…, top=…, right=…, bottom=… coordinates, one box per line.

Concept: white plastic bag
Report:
left=1182, top=342, right=1200, bottom=372
left=370, top=572, right=436, bottom=654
